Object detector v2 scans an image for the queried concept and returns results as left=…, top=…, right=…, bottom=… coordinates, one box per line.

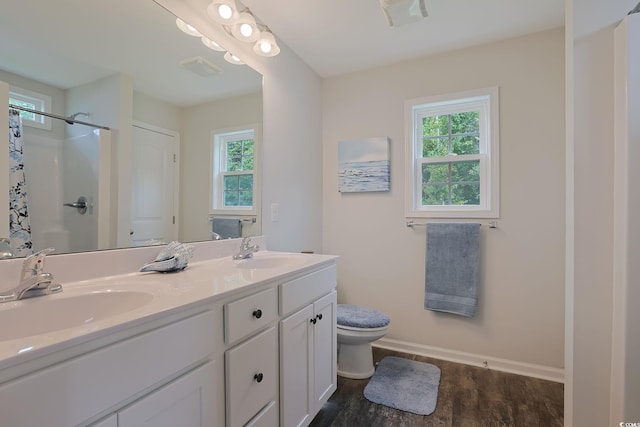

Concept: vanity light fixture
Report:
left=176, top=1, right=281, bottom=61
left=253, top=30, right=280, bottom=57
left=224, top=51, right=245, bottom=65
left=379, top=0, right=428, bottom=27
left=206, top=0, right=281, bottom=57
left=175, top=18, right=202, bottom=37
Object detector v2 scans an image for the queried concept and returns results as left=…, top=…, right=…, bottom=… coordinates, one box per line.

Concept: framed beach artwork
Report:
left=338, top=137, right=390, bottom=193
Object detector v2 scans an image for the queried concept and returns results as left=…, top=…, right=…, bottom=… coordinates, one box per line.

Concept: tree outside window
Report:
left=223, top=138, right=254, bottom=207
left=405, top=87, right=499, bottom=218
left=211, top=128, right=258, bottom=214
left=421, top=111, right=481, bottom=206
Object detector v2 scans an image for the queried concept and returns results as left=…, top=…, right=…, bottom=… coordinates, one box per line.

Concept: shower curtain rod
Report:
left=8, top=104, right=110, bottom=130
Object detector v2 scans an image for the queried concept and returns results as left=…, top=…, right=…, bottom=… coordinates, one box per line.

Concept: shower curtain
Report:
left=8, top=109, right=32, bottom=256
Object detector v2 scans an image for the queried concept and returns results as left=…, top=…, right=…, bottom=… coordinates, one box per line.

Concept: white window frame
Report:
left=210, top=124, right=260, bottom=216
left=9, top=86, right=52, bottom=130
left=404, top=87, right=499, bottom=218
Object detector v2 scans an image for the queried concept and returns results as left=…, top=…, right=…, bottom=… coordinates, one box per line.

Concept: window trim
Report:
left=404, top=87, right=500, bottom=218
left=210, top=124, right=261, bottom=216
left=9, top=86, right=52, bottom=131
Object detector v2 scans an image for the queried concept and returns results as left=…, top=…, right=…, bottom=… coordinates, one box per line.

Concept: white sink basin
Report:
left=0, top=290, right=154, bottom=342
left=235, top=253, right=309, bottom=270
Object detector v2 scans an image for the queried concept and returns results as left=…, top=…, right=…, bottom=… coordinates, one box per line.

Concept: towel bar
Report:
left=406, top=220, right=498, bottom=229
left=208, top=216, right=256, bottom=224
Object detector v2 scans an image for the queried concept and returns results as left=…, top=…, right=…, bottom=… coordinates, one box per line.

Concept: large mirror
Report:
left=0, top=0, right=263, bottom=257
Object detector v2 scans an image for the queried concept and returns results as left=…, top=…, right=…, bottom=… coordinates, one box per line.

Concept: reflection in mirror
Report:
left=0, top=0, right=263, bottom=258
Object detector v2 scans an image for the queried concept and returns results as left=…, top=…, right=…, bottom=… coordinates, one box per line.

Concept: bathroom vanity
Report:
left=0, top=239, right=337, bottom=427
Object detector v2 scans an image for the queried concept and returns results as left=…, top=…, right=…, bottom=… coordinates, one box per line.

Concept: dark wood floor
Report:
left=309, top=348, right=563, bottom=427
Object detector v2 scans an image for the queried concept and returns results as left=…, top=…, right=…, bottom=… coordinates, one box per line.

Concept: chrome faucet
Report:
left=0, top=248, right=62, bottom=303
left=233, top=237, right=259, bottom=260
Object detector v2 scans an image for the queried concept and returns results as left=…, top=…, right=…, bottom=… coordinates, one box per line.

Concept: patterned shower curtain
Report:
left=8, top=109, right=32, bottom=256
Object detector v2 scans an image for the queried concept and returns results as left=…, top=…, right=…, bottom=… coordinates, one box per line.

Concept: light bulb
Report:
left=240, top=23, right=253, bottom=37
left=176, top=18, right=201, bottom=37
left=259, top=41, right=272, bottom=54
left=224, top=51, right=245, bottom=64
left=202, top=36, right=225, bottom=52
left=253, top=31, right=280, bottom=57
left=218, top=4, right=233, bottom=20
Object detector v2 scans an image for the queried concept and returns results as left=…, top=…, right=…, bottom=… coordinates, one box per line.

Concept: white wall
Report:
left=133, top=91, right=182, bottom=132
left=568, top=0, right=639, bottom=425
left=157, top=0, right=325, bottom=254
left=613, top=13, right=640, bottom=422
left=572, top=31, right=614, bottom=427
left=181, top=92, right=262, bottom=242
left=622, top=13, right=640, bottom=420
left=323, top=29, right=565, bottom=372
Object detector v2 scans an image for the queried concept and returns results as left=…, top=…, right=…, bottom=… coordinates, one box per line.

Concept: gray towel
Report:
left=425, top=222, right=481, bottom=317
left=212, top=217, right=242, bottom=239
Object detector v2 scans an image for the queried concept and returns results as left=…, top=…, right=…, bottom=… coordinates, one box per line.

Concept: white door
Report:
left=312, top=291, right=337, bottom=409
left=130, top=123, right=178, bottom=246
left=280, top=304, right=314, bottom=427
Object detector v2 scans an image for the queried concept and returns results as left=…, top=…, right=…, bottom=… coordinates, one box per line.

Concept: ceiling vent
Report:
left=380, top=0, right=428, bottom=27
left=179, top=56, right=223, bottom=77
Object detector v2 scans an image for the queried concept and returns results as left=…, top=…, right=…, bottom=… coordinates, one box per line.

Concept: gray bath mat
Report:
left=364, top=356, right=441, bottom=415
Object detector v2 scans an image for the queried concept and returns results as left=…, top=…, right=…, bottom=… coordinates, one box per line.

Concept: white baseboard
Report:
left=374, top=337, right=564, bottom=383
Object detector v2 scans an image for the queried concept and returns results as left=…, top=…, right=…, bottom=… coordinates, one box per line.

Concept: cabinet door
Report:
left=280, top=304, right=314, bottom=427
left=245, top=400, right=278, bottom=427
left=312, top=291, right=337, bottom=409
left=118, top=360, right=216, bottom=427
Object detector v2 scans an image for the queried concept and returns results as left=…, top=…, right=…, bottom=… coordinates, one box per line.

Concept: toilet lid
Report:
left=337, top=304, right=390, bottom=329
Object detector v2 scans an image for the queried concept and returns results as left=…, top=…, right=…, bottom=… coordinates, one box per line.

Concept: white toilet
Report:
left=336, top=304, right=390, bottom=379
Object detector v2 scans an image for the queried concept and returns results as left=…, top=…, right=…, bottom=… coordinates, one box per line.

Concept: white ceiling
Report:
left=0, top=0, right=262, bottom=107
left=242, top=0, right=566, bottom=77
left=0, top=0, right=565, bottom=107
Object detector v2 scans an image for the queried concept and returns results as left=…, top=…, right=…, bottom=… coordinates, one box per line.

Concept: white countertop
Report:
left=0, top=250, right=337, bottom=372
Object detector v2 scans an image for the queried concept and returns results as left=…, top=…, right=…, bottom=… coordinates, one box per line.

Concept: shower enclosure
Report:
left=9, top=107, right=112, bottom=255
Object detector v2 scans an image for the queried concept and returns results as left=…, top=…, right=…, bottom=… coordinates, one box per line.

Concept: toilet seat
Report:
left=337, top=304, right=390, bottom=329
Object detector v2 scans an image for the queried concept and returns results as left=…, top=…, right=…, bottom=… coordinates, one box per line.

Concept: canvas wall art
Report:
left=338, top=137, right=390, bottom=193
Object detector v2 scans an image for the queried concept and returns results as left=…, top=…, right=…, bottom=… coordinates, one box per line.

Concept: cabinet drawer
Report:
left=225, top=287, right=277, bottom=345
left=280, top=264, right=336, bottom=316
left=225, top=327, right=277, bottom=427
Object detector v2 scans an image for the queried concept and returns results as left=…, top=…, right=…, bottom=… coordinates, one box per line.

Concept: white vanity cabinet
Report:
left=0, top=250, right=338, bottom=427
left=0, top=309, right=218, bottom=427
left=280, top=266, right=337, bottom=427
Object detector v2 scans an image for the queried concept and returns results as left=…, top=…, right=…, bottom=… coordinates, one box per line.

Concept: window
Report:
left=211, top=127, right=259, bottom=214
left=9, top=86, right=52, bottom=130
left=405, top=87, right=499, bottom=218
